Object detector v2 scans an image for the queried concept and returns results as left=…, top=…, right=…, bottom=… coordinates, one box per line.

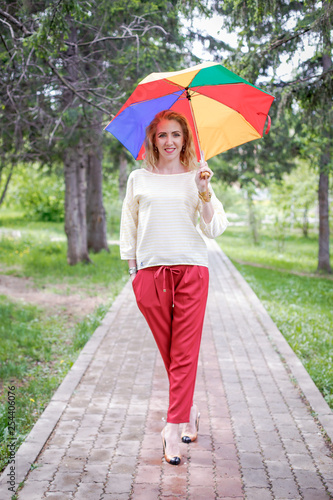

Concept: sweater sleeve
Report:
left=120, top=173, right=139, bottom=260
left=198, top=185, right=229, bottom=239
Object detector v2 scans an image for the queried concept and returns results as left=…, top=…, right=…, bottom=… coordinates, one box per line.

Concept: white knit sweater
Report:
left=120, top=168, right=229, bottom=270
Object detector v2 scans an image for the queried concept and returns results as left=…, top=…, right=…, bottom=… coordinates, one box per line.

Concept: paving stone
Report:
left=215, top=459, right=241, bottom=478
left=87, top=448, right=114, bottom=464
left=37, top=448, right=66, bottom=464
left=256, top=430, right=283, bottom=447
left=80, top=463, right=109, bottom=483
left=104, top=473, right=133, bottom=494
left=301, top=489, right=331, bottom=500
left=233, top=423, right=257, bottom=439
left=265, top=460, right=296, bottom=480
left=295, top=418, right=321, bottom=433
left=74, top=482, right=104, bottom=499
left=140, top=433, right=158, bottom=450
left=161, top=474, right=187, bottom=496
left=277, top=426, right=304, bottom=440
left=281, top=438, right=309, bottom=455
left=26, top=462, right=58, bottom=482
left=65, top=442, right=92, bottom=459
left=137, top=447, right=163, bottom=466
left=214, top=443, right=238, bottom=461
left=287, top=454, right=316, bottom=471
left=188, top=449, right=213, bottom=467
left=54, top=420, right=80, bottom=435
left=135, top=465, right=161, bottom=484
left=270, top=477, right=301, bottom=499
left=243, top=486, right=274, bottom=499
left=294, top=469, right=327, bottom=490
left=114, top=440, right=141, bottom=457
left=47, top=433, right=73, bottom=448
left=239, top=452, right=263, bottom=469
left=73, top=426, right=99, bottom=441
left=109, top=456, right=137, bottom=475
left=261, top=444, right=287, bottom=461
left=241, top=467, right=270, bottom=488
left=216, top=477, right=243, bottom=497
left=44, top=492, right=74, bottom=499
left=101, top=494, right=129, bottom=500
left=189, top=466, right=214, bottom=486
left=236, top=437, right=260, bottom=453
left=48, top=472, right=81, bottom=492
left=131, top=482, right=160, bottom=498
left=253, top=418, right=276, bottom=432
left=58, top=456, right=86, bottom=472
left=17, top=480, right=50, bottom=499
left=187, top=485, right=216, bottom=499
left=93, top=435, right=118, bottom=449
left=60, top=409, right=84, bottom=422
left=219, top=497, right=244, bottom=500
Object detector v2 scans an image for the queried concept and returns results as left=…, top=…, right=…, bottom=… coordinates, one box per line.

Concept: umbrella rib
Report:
left=127, top=89, right=184, bottom=108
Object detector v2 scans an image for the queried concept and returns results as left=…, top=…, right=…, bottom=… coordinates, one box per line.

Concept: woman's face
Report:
left=155, top=119, right=184, bottom=162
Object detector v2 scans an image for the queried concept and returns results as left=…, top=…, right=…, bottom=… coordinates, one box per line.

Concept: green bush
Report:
left=4, top=165, right=65, bottom=222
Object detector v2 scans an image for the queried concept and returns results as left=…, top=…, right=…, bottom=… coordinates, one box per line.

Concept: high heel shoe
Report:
left=161, top=428, right=181, bottom=465
left=181, top=409, right=200, bottom=443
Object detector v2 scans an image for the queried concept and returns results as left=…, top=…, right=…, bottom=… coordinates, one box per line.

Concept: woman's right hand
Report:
left=130, top=273, right=137, bottom=283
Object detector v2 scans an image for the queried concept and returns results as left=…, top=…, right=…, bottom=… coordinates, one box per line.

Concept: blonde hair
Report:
left=144, top=110, right=198, bottom=171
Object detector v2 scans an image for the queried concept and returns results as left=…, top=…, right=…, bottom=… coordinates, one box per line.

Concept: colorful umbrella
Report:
left=104, top=62, right=274, bottom=161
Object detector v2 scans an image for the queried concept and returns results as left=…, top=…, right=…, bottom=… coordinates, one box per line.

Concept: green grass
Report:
left=218, top=226, right=333, bottom=409
left=217, top=225, right=332, bottom=274
left=0, top=232, right=127, bottom=289
left=0, top=211, right=64, bottom=235
left=0, top=213, right=128, bottom=473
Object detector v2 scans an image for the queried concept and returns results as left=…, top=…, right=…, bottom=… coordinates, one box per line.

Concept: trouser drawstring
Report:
left=154, top=266, right=181, bottom=307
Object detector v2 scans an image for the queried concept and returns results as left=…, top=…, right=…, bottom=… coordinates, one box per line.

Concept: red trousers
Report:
left=132, top=265, right=209, bottom=424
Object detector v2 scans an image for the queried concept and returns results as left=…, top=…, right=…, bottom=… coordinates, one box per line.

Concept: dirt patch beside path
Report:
left=0, top=274, right=109, bottom=322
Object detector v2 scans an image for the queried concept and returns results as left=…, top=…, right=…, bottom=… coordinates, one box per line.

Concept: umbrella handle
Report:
left=200, top=150, right=210, bottom=182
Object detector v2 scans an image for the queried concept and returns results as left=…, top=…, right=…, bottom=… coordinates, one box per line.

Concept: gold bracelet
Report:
left=198, top=190, right=212, bottom=203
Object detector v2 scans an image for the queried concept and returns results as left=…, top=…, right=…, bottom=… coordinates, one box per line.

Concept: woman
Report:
left=120, top=110, right=228, bottom=465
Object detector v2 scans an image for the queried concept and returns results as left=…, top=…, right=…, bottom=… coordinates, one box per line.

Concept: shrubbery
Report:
left=4, top=165, right=65, bottom=222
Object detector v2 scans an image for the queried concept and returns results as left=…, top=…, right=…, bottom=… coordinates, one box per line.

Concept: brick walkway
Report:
left=1, top=240, right=332, bottom=499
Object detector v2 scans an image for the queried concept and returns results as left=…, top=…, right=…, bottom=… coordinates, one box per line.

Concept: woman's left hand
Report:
left=195, top=162, right=214, bottom=193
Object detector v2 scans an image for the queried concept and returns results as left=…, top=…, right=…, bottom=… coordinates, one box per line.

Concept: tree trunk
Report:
left=247, top=193, right=260, bottom=245
left=119, top=151, right=128, bottom=201
left=86, top=143, right=109, bottom=253
left=317, top=15, right=331, bottom=273
left=62, top=21, right=91, bottom=264
left=0, top=163, right=14, bottom=207
left=302, top=204, right=309, bottom=238
left=64, top=141, right=91, bottom=265
left=317, top=169, right=331, bottom=272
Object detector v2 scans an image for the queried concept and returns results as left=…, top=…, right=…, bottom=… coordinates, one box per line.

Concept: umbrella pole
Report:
left=187, top=95, right=204, bottom=163
left=187, top=95, right=209, bottom=191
